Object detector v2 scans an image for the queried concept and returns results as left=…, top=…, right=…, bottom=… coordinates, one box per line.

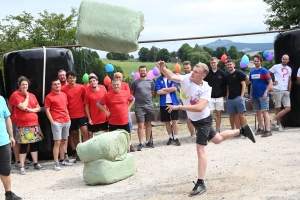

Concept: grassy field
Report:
left=101, top=59, right=184, bottom=78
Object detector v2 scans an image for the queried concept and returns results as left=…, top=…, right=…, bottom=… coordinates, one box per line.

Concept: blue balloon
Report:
left=105, top=64, right=114, bottom=73
left=241, top=55, right=249, bottom=65
left=130, top=70, right=134, bottom=77
left=263, top=51, right=269, bottom=58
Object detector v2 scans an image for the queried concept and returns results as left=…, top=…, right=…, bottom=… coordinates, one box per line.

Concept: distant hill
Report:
left=201, top=39, right=274, bottom=53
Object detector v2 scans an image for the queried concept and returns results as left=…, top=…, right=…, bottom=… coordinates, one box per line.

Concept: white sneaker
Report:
left=20, top=167, right=26, bottom=175
left=53, top=162, right=61, bottom=171
left=270, top=120, right=279, bottom=129
left=60, top=160, right=73, bottom=166
left=278, top=125, right=284, bottom=132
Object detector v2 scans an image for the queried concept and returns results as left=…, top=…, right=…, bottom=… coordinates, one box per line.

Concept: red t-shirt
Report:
left=108, top=82, right=130, bottom=92
left=44, top=91, right=70, bottom=123
left=84, top=87, right=107, bottom=124
left=101, top=90, right=133, bottom=125
left=9, top=90, right=39, bottom=127
left=8, top=90, right=19, bottom=122
left=61, top=84, right=86, bottom=119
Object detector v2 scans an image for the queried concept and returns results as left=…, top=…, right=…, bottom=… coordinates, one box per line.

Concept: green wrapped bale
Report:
left=76, top=0, right=145, bottom=53
left=76, top=130, right=129, bottom=163
left=83, top=153, right=135, bottom=185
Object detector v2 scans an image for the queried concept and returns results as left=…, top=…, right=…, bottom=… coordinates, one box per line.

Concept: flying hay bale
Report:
left=76, top=0, right=145, bottom=53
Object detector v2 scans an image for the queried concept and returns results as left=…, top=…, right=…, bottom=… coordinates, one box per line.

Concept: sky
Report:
left=0, top=0, right=278, bottom=58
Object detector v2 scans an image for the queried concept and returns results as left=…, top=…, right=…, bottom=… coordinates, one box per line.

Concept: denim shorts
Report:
left=226, top=96, right=246, bottom=114
left=253, top=97, right=269, bottom=111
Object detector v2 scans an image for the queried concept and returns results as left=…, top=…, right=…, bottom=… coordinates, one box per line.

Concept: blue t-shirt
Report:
left=250, top=67, right=271, bottom=98
left=0, top=96, right=11, bottom=146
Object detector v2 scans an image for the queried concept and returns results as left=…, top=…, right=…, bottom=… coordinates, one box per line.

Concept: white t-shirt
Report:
left=297, top=68, right=300, bottom=77
left=180, top=73, right=211, bottom=121
left=163, top=77, right=172, bottom=103
left=269, top=64, right=292, bottom=90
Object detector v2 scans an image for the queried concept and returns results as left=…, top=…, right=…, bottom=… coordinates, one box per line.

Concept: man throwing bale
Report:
left=156, top=61, right=256, bottom=197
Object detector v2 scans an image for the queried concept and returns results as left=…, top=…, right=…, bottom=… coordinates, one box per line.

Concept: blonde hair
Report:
left=195, top=63, right=209, bottom=75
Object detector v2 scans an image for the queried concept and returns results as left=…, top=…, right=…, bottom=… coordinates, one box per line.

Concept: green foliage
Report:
left=157, top=48, right=170, bottom=62
left=148, top=46, right=159, bottom=62
left=213, top=47, right=228, bottom=59
left=138, top=47, right=149, bottom=62
left=263, top=0, right=300, bottom=30
left=203, top=46, right=214, bottom=56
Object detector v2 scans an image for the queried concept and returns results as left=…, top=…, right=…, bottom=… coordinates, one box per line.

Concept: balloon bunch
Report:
left=103, top=63, right=115, bottom=86
left=240, top=55, right=249, bottom=68
left=263, top=51, right=274, bottom=62
left=82, top=73, right=89, bottom=88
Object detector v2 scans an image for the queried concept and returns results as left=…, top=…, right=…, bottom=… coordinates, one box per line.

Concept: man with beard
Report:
left=84, top=76, right=108, bottom=137
left=250, top=54, right=273, bottom=137
left=130, top=66, right=155, bottom=151
left=269, top=54, right=292, bottom=132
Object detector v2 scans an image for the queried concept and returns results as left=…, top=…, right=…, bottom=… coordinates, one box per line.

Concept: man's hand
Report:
left=263, top=93, right=267, bottom=100
left=105, top=110, right=111, bottom=117
left=88, top=119, right=93, bottom=125
left=166, top=105, right=179, bottom=113
left=10, top=136, right=15, bottom=147
left=156, top=60, right=166, bottom=71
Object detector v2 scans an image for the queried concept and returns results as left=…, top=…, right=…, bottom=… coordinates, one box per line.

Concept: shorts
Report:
left=226, top=96, right=246, bottom=114
left=134, top=106, right=155, bottom=123
left=51, top=121, right=71, bottom=140
left=253, top=97, right=269, bottom=111
left=209, top=98, right=224, bottom=111
left=273, top=89, right=290, bottom=108
left=109, top=123, right=130, bottom=133
left=191, top=115, right=216, bottom=146
left=0, top=144, right=11, bottom=176
left=160, top=106, right=178, bottom=122
left=88, top=121, right=108, bottom=132
left=70, top=117, right=88, bottom=131
left=128, top=112, right=133, bottom=131
left=181, top=110, right=187, bottom=118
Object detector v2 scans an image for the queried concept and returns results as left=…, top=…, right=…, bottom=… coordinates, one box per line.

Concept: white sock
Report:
left=169, top=134, right=173, bottom=139
left=173, top=135, right=178, bottom=139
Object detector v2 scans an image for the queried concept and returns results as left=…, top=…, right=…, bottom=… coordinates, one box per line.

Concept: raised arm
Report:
left=156, top=61, right=182, bottom=83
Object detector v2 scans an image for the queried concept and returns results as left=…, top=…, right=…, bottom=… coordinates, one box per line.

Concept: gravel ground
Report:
left=2, top=117, right=300, bottom=200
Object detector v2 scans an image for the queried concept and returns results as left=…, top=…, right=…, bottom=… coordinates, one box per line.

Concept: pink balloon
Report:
left=147, top=70, right=155, bottom=79
left=176, top=72, right=180, bottom=76
left=133, top=72, right=140, bottom=80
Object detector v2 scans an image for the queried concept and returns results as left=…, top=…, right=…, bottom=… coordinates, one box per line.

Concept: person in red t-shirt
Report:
left=84, top=76, right=108, bottom=137
left=97, top=79, right=135, bottom=134
left=50, top=69, right=69, bottom=93
left=61, top=71, right=88, bottom=162
left=108, top=72, right=135, bottom=152
left=45, top=78, right=73, bottom=170
left=9, top=76, right=44, bottom=175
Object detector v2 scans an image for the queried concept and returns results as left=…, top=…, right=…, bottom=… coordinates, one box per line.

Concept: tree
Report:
left=227, top=46, right=240, bottom=60
left=170, top=51, right=177, bottom=58
left=177, top=43, right=193, bottom=61
left=263, top=0, right=300, bottom=30
left=213, top=47, right=227, bottom=59
left=203, top=46, right=214, bottom=56
left=138, top=47, right=149, bottom=62
left=148, top=46, right=159, bottom=62
left=106, top=53, right=113, bottom=60
left=157, top=48, right=170, bottom=62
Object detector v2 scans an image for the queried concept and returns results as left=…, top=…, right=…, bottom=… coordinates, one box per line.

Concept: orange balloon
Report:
left=104, top=75, right=111, bottom=86
left=221, top=54, right=227, bottom=62
left=174, top=63, right=181, bottom=73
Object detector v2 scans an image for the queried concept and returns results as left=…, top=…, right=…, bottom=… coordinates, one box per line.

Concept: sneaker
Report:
left=167, top=138, right=173, bottom=145
left=270, top=119, right=279, bottom=129
left=25, top=159, right=31, bottom=165
left=255, top=128, right=264, bottom=135
left=14, top=162, right=28, bottom=169
left=5, top=192, right=22, bottom=200
left=137, top=143, right=143, bottom=151
left=189, top=181, right=207, bottom=196
left=130, top=145, right=136, bottom=152
left=261, top=130, right=272, bottom=137
left=74, top=157, right=81, bottom=163
left=173, top=138, right=181, bottom=146
left=145, top=141, right=154, bottom=148
left=19, top=167, right=26, bottom=175
left=34, top=163, right=45, bottom=170
left=278, top=125, right=284, bottom=132
left=60, top=160, right=73, bottom=166
left=64, top=153, right=69, bottom=162
left=241, top=124, right=256, bottom=143
left=53, top=162, right=61, bottom=171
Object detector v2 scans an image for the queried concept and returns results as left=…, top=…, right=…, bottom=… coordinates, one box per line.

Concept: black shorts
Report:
left=109, top=123, right=130, bottom=133
left=0, top=143, right=11, bottom=176
left=191, top=115, right=216, bottom=146
left=70, top=117, right=88, bottom=131
left=160, top=106, right=178, bottom=122
left=88, top=121, right=109, bottom=132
